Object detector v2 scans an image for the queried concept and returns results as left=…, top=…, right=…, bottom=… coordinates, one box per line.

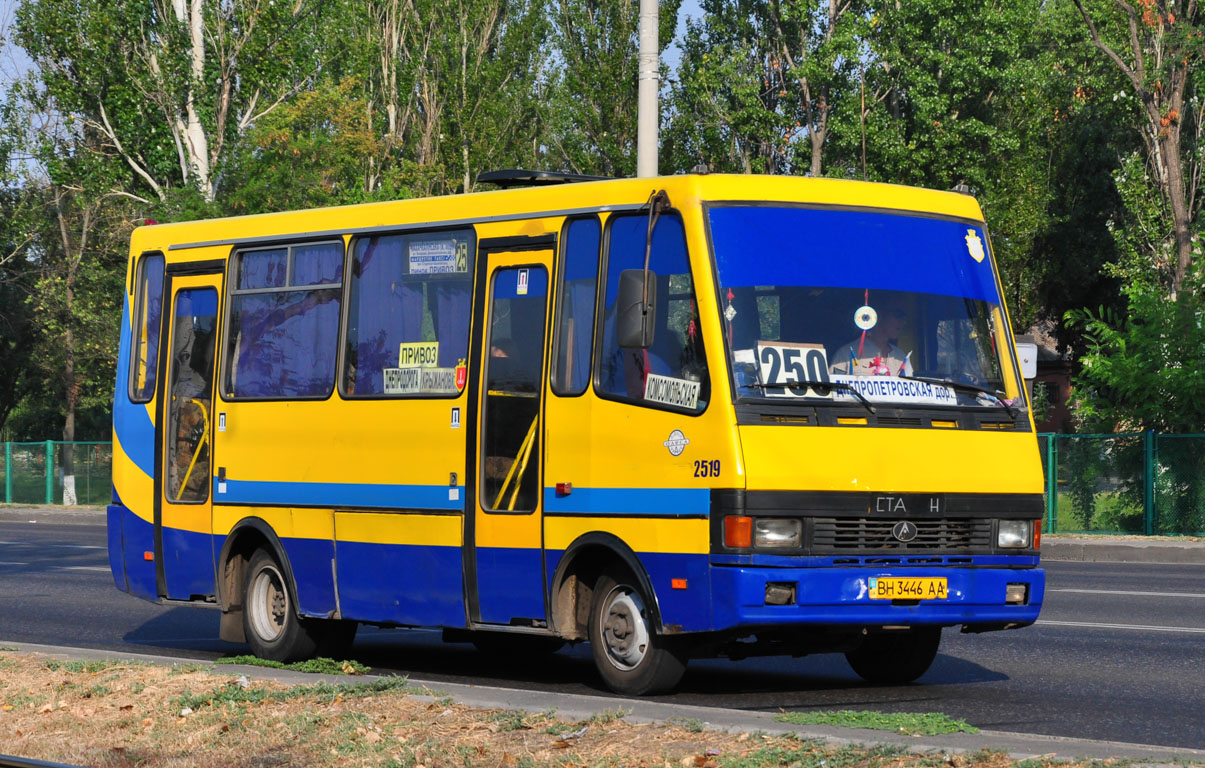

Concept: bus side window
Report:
left=597, top=213, right=708, bottom=411
left=341, top=229, right=474, bottom=398
left=551, top=216, right=600, bottom=395
left=223, top=242, right=344, bottom=399
left=130, top=252, right=165, bottom=403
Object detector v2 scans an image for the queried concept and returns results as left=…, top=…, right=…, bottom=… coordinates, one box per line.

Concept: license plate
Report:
left=868, top=577, right=948, bottom=600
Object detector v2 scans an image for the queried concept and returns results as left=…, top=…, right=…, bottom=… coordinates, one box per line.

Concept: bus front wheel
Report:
left=242, top=548, right=319, bottom=662
left=588, top=570, right=686, bottom=695
left=845, top=627, right=941, bottom=685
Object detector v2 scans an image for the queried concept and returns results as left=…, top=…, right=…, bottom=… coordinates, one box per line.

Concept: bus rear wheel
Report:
left=242, top=548, right=319, bottom=662
left=845, top=627, right=941, bottom=685
left=588, top=570, right=686, bottom=695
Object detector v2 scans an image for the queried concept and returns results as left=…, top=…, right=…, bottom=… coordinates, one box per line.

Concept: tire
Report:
left=471, top=632, right=565, bottom=657
left=588, top=570, right=686, bottom=695
left=242, top=548, right=320, bottom=662
left=845, top=627, right=941, bottom=685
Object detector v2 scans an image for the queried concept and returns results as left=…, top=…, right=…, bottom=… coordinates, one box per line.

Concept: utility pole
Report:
left=636, top=0, right=658, bottom=178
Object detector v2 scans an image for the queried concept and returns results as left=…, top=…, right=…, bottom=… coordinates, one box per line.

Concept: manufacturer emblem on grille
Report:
left=891, top=521, right=918, bottom=542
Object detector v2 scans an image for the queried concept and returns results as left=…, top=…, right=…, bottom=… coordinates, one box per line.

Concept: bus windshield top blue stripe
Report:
left=709, top=206, right=1000, bottom=304
left=543, top=486, right=709, bottom=516
left=217, top=479, right=466, bottom=510
left=112, top=295, right=155, bottom=476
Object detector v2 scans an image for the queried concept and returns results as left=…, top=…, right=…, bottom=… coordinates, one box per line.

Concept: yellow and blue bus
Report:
left=109, top=172, right=1044, bottom=694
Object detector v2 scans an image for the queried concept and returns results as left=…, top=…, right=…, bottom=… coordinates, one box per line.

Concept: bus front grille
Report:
left=812, top=518, right=993, bottom=552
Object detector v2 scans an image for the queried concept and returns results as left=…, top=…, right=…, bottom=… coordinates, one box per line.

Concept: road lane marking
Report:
left=0, top=561, right=30, bottom=566
left=1050, top=588, right=1205, bottom=598
left=50, top=566, right=111, bottom=572
left=1038, top=619, right=1205, bottom=634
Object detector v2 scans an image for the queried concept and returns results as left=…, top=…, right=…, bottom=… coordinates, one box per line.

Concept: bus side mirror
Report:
left=617, top=269, right=657, bottom=349
left=1015, top=341, right=1037, bottom=380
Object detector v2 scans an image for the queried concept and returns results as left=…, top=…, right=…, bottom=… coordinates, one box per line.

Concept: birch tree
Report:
left=545, top=0, right=681, bottom=177
left=15, top=0, right=337, bottom=203
left=668, top=0, right=862, bottom=176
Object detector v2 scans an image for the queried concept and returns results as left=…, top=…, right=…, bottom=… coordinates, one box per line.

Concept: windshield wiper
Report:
left=748, top=381, right=876, bottom=415
left=898, top=375, right=1018, bottom=420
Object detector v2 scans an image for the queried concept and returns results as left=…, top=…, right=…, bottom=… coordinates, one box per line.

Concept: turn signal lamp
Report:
left=1033, top=523, right=1042, bottom=550
left=724, top=516, right=752, bottom=548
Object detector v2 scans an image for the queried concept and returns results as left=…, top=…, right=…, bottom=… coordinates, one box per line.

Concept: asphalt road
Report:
left=1, top=515, right=1203, bottom=750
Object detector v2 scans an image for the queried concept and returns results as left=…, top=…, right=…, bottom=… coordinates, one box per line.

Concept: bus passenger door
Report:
left=468, top=249, right=553, bottom=626
left=155, top=272, right=221, bottom=600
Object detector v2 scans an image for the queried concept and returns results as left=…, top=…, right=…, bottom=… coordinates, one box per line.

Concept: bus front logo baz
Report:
left=892, top=521, right=918, bottom=543
left=663, top=430, right=690, bottom=456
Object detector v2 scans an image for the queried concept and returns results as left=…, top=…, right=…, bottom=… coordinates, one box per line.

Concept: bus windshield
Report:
left=709, top=205, right=1026, bottom=411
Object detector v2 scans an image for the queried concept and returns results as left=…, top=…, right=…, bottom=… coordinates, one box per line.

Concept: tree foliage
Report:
left=0, top=0, right=1201, bottom=441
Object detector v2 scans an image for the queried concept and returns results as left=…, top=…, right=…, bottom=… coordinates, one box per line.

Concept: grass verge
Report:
left=0, top=649, right=1119, bottom=768
left=775, top=710, right=979, bottom=736
left=215, top=654, right=371, bottom=675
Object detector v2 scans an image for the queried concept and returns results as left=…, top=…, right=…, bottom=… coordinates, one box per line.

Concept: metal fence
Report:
left=4, top=436, right=1203, bottom=535
left=1, top=442, right=113, bottom=506
left=1039, top=433, right=1205, bottom=536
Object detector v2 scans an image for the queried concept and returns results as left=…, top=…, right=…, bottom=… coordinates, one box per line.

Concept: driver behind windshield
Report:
left=829, top=300, right=914, bottom=377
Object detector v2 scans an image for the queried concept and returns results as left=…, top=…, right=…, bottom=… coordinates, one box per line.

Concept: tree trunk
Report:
left=1161, top=121, right=1193, bottom=295
left=175, top=0, right=213, bottom=200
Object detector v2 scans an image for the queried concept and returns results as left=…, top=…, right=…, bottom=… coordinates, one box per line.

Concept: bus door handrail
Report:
left=175, top=397, right=210, bottom=501
left=491, top=416, right=538, bottom=511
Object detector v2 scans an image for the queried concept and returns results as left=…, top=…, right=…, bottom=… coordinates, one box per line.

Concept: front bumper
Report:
left=710, top=564, right=1044, bottom=631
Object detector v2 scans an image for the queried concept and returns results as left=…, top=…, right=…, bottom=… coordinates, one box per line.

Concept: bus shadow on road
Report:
left=122, top=606, right=240, bottom=657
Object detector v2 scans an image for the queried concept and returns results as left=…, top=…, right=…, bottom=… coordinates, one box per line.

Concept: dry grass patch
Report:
left=0, top=650, right=1125, bottom=768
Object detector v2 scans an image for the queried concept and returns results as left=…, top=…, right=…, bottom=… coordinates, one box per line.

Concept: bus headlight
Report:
left=754, top=518, right=802, bottom=549
left=998, top=520, right=1032, bottom=548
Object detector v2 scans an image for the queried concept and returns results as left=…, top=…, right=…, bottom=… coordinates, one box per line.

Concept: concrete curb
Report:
left=1042, top=538, right=1204, bottom=565
left=3, top=640, right=1203, bottom=764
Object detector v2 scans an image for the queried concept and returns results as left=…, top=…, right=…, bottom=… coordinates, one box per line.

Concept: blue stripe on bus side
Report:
left=278, top=536, right=338, bottom=618
left=476, top=546, right=546, bottom=624
left=162, top=526, right=217, bottom=600
left=542, top=487, right=710, bottom=516
left=216, top=479, right=466, bottom=511
left=106, top=503, right=127, bottom=593
left=115, top=505, right=157, bottom=601
left=113, top=296, right=156, bottom=476
left=336, top=541, right=466, bottom=627
left=544, top=549, right=715, bottom=633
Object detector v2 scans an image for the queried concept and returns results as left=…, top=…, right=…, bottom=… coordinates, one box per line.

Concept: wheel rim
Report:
left=248, top=562, right=289, bottom=643
left=599, top=584, right=650, bottom=671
